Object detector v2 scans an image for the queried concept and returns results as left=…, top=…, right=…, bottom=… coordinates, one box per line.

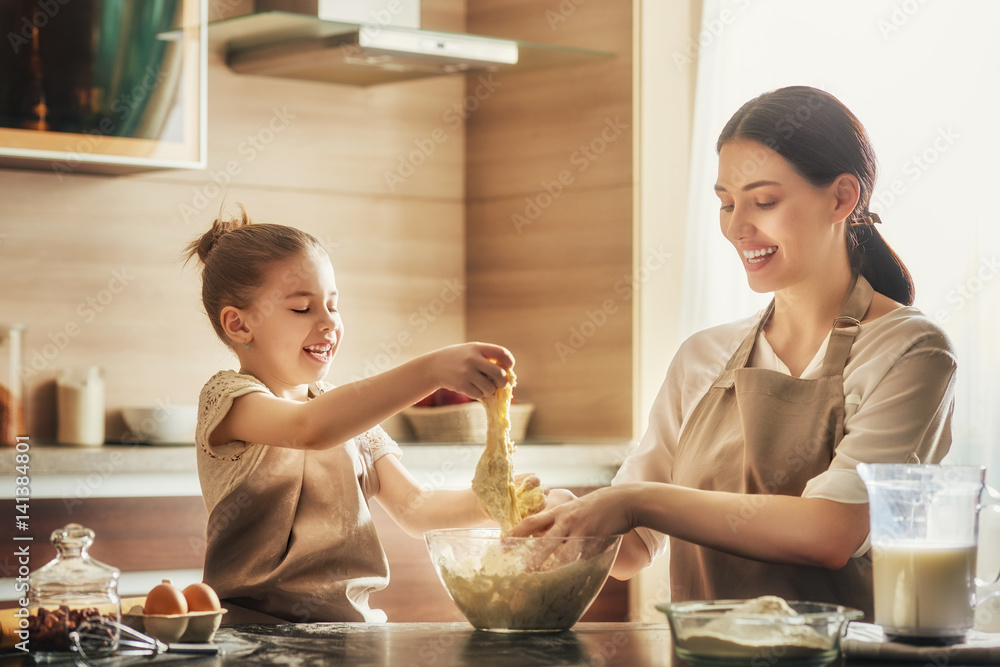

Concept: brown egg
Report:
left=144, top=579, right=188, bottom=615
left=182, top=582, right=222, bottom=612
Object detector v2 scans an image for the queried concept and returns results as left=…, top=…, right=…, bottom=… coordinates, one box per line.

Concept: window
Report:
left=682, top=0, right=1000, bottom=484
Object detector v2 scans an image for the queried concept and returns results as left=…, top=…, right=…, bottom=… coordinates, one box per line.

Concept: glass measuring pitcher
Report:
left=857, top=463, right=1000, bottom=641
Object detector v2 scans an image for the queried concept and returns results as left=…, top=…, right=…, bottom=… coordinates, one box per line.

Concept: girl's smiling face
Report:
left=715, top=140, right=849, bottom=294
left=239, top=249, right=342, bottom=398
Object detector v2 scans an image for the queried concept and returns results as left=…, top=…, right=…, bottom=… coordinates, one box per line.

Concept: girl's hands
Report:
left=432, top=342, right=514, bottom=399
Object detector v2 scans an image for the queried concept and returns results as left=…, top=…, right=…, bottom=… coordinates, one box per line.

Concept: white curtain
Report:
left=682, top=0, right=1000, bottom=485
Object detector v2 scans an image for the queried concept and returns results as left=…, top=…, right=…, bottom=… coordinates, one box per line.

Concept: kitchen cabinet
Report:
left=0, top=0, right=205, bottom=175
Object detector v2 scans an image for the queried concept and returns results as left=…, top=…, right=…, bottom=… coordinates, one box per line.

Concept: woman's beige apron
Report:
left=669, top=275, right=875, bottom=618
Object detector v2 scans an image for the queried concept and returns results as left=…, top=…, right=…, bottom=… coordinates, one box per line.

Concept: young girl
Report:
left=185, top=207, right=521, bottom=624
left=512, top=86, right=957, bottom=619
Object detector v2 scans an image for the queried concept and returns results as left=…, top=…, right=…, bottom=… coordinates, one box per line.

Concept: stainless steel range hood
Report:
left=208, top=7, right=613, bottom=86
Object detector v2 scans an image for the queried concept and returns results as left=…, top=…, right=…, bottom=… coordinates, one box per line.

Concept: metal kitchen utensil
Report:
left=69, top=618, right=220, bottom=665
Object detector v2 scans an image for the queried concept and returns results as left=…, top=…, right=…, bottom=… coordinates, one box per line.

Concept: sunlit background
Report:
left=675, top=0, right=1000, bottom=485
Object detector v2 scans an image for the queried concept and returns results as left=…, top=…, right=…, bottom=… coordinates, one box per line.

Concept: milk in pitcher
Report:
left=873, top=541, right=977, bottom=638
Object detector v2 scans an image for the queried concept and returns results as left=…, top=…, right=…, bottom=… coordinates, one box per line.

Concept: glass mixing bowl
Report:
left=657, top=598, right=863, bottom=667
left=425, top=528, right=622, bottom=632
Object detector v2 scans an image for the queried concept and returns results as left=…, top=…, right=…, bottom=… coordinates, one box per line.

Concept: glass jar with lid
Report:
left=28, top=523, right=121, bottom=658
left=0, top=323, right=26, bottom=447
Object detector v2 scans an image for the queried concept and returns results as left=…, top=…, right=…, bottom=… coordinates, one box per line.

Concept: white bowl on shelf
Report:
left=121, top=404, right=198, bottom=445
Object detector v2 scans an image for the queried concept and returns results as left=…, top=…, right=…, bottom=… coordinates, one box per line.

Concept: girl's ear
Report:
left=832, top=173, right=861, bottom=225
left=220, top=306, right=251, bottom=347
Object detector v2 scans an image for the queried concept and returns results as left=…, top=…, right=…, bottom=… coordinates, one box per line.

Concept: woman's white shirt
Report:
left=614, top=306, right=958, bottom=564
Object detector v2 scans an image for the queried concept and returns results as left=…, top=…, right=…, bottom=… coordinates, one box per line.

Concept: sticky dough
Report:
left=472, top=369, right=544, bottom=534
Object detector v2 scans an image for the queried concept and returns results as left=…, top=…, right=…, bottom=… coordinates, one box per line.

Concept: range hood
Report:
left=208, top=3, right=613, bottom=86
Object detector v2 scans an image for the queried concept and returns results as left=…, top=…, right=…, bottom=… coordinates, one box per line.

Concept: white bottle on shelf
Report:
left=57, top=367, right=105, bottom=446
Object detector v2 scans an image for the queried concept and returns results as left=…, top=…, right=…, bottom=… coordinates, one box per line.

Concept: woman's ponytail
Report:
left=847, top=217, right=915, bottom=305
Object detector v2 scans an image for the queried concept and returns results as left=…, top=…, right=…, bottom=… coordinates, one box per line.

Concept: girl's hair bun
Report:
left=184, top=204, right=253, bottom=266
left=183, top=204, right=327, bottom=347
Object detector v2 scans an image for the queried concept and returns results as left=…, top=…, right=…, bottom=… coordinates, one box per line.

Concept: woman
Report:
left=511, top=86, right=957, bottom=617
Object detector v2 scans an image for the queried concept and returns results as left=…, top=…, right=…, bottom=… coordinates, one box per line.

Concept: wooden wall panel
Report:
left=420, top=0, right=466, bottom=32
left=0, top=0, right=469, bottom=443
left=466, top=186, right=633, bottom=437
left=465, top=1, right=634, bottom=439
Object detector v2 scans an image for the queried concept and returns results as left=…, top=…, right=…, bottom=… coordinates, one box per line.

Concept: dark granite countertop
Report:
left=0, top=623, right=982, bottom=667
left=4, top=622, right=667, bottom=667
left=2, top=622, right=983, bottom=667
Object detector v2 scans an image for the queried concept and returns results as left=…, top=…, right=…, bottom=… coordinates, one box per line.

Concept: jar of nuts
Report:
left=28, top=524, right=121, bottom=658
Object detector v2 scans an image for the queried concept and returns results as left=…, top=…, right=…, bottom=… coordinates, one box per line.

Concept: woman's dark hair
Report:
left=716, top=86, right=914, bottom=305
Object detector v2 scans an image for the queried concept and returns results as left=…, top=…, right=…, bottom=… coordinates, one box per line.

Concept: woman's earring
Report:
left=244, top=342, right=250, bottom=350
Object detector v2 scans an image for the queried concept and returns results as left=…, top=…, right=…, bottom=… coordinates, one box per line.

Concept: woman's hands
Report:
left=430, top=342, right=514, bottom=399
left=514, top=481, right=871, bottom=573
left=508, top=485, right=641, bottom=538
left=474, top=472, right=547, bottom=522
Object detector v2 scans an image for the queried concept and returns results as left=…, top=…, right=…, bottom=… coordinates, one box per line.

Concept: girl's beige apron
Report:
left=669, top=275, right=875, bottom=618
left=202, top=440, right=389, bottom=624
left=197, top=374, right=391, bottom=624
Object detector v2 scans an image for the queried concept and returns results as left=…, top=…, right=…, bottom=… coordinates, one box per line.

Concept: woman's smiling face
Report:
left=715, top=139, right=846, bottom=294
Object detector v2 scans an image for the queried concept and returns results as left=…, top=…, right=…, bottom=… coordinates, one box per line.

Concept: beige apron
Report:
left=669, top=275, right=875, bottom=618
left=202, top=429, right=390, bottom=623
